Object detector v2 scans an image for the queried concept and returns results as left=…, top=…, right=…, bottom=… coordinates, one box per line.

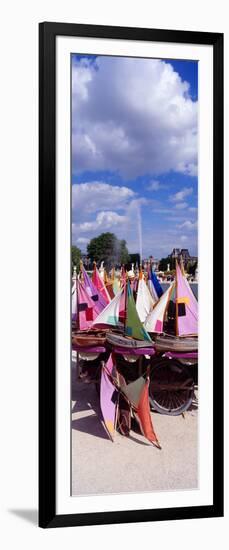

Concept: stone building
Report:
left=170, top=248, right=197, bottom=269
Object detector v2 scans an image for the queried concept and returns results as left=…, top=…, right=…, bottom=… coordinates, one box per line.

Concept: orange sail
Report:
left=104, top=269, right=115, bottom=299
left=135, top=378, right=161, bottom=448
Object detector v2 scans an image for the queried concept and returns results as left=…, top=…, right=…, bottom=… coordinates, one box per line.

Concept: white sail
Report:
left=144, top=283, right=174, bottom=333
left=136, top=278, right=155, bottom=323
left=92, top=288, right=123, bottom=328
left=148, top=278, right=159, bottom=303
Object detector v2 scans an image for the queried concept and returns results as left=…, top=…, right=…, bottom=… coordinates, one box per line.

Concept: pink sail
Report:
left=100, top=354, right=118, bottom=441
left=72, top=279, right=77, bottom=321
left=120, top=266, right=126, bottom=288
left=176, top=264, right=198, bottom=336
left=77, top=280, right=96, bottom=330
left=81, top=265, right=106, bottom=313
left=92, top=267, right=111, bottom=305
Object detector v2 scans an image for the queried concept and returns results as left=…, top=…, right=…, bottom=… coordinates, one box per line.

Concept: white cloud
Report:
left=153, top=208, right=171, bottom=215
left=180, top=235, right=188, bottom=242
left=147, top=179, right=167, bottom=191
left=76, top=237, right=89, bottom=244
left=174, top=202, right=188, bottom=209
left=189, top=206, right=197, bottom=212
left=147, top=180, right=160, bottom=191
left=169, top=187, right=193, bottom=202
left=72, top=182, right=136, bottom=221
left=72, top=57, right=198, bottom=178
left=72, top=180, right=149, bottom=254
left=71, top=179, right=198, bottom=257
left=78, top=210, right=127, bottom=232
left=177, top=220, right=197, bottom=230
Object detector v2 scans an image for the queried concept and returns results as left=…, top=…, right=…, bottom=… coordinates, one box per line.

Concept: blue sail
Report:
left=151, top=269, right=163, bottom=299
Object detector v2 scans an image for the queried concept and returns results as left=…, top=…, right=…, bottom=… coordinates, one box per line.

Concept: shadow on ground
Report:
left=72, top=414, right=109, bottom=440
left=72, top=387, right=100, bottom=416
left=9, top=509, right=38, bottom=526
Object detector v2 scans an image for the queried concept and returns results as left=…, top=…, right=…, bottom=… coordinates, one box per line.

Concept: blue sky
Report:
left=71, top=54, right=198, bottom=259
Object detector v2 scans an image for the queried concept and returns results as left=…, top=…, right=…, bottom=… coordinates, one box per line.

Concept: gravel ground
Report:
left=71, top=367, right=198, bottom=497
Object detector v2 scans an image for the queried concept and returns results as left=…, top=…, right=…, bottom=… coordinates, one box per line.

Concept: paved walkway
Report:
left=71, top=369, right=198, bottom=496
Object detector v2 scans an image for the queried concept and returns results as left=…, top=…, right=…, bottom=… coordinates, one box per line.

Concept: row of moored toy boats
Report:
left=72, top=260, right=198, bottom=353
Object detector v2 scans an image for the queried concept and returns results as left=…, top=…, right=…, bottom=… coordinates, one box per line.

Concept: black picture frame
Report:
left=39, top=22, right=224, bottom=528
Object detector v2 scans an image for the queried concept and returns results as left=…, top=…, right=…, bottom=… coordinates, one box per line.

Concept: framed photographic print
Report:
left=39, top=22, right=224, bottom=528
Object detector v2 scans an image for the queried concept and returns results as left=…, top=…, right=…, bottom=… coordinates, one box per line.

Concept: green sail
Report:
left=120, top=376, right=146, bottom=408
left=125, top=281, right=152, bottom=342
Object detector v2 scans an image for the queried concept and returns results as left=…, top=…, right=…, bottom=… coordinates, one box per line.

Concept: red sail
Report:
left=135, top=378, right=161, bottom=448
left=92, top=266, right=111, bottom=304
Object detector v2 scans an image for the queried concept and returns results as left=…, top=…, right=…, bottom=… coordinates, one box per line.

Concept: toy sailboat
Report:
left=144, top=262, right=198, bottom=352
left=92, top=279, right=153, bottom=348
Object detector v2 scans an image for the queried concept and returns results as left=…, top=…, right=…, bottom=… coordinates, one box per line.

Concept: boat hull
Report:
left=154, top=334, right=198, bottom=353
left=106, top=332, right=154, bottom=349
left=72, top=331, right=106, bottom=347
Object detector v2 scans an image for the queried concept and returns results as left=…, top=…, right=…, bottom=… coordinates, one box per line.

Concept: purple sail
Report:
left=100, top=354, right=118, bottom=441
left=176, top=263, right=198, bottom=336
left=82, top=266, right=107, bottom=313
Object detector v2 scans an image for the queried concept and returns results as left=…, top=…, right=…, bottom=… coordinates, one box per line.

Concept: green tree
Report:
left=158, top=256, right=175, bottom=271
left=128, top=253, right=140, bottom=269
left=87, top=232, right=130, bottom=269
left=71, top=245, right=81, bottom=271
left=187, top=261, right=197, bottom=275
left=119, top=239, right=130, bottom=265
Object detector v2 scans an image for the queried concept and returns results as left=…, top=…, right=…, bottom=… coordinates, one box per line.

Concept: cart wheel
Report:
left=149, top=358, right=194, bottom=416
